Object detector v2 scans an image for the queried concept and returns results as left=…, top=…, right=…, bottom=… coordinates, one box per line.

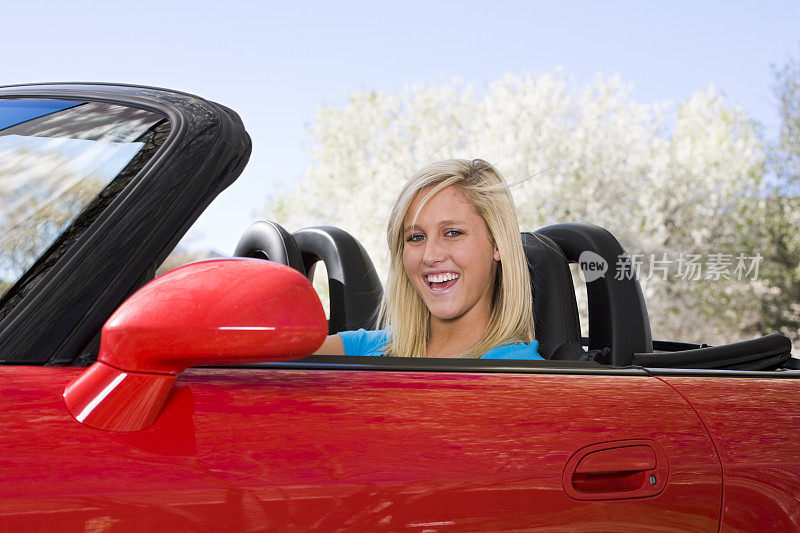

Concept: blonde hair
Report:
left=379, top=159, right=535, bottom=358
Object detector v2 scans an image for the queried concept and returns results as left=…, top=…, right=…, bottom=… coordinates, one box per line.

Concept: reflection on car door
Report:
left=2, top=366, right=721, bottom=530
left=657, top=375, right=800, bottom=531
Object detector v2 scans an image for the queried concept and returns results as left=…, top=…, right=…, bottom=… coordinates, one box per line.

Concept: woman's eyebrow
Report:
left=405, top=219, right=467, bottom=232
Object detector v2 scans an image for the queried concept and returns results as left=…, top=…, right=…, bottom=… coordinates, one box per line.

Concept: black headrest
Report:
left=522, top=233, right=584, bottom=360
left=294, top=226, right=383, bottom=334
left=235, top=222, right=383, bottom=335
left=535, top=223, right=653, bottom=366
left=233, top=221, right=306, bottom=275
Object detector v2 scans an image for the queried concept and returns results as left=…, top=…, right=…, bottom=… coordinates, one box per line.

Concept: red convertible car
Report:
left=1, top=84, right=798, bottom=531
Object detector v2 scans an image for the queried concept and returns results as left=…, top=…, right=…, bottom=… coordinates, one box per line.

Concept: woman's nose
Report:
left=422, top=237, right=446, bottom=265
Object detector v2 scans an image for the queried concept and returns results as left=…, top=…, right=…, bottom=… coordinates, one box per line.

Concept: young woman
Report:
left=315, top=159, right=541, bottom=359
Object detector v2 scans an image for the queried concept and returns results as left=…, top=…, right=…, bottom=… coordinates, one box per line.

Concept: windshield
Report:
left=0, top=99, right=166, bottom=300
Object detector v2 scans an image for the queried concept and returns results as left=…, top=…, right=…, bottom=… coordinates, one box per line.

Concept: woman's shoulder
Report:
left=481, top=340, right=543, bottom=360
left=338, top=329, right=389, bottom=356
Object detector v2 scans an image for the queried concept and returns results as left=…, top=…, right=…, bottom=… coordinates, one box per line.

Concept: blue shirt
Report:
left=339, top=329, right=543, bottom=360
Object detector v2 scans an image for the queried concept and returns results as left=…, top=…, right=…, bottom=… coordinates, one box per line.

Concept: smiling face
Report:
left=402, top=185, right=501, bottom=325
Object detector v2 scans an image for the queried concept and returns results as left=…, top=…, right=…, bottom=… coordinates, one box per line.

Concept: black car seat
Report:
left=293, top=226, right=383, bottom=335
left=233, top=221, right=306, bottom=275
left=522, top=232, right=584, bottom=360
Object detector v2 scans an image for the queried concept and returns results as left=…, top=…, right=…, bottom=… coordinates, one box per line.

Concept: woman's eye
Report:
left=406, top=233, right=425, bottom=243
left=445, top=229, right=463, bottom=237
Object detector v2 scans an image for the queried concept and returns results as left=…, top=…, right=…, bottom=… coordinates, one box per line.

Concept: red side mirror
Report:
left=63, top=259, right=327, bottom=431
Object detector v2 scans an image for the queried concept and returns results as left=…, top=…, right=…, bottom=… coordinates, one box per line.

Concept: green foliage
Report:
left=0, top=280, right=10, bottom=299
left=751, top=50, right=800, bottom=350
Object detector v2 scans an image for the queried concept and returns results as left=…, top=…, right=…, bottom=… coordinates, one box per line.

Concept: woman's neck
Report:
left=427, top=301, right=491, bottom=358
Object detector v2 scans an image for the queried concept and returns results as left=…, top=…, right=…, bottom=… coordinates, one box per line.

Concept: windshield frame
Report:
left=0, top=83, right=251, bottom=366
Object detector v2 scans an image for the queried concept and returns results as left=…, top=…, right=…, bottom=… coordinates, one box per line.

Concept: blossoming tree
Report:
left=266, top=71, right=797, bottom=347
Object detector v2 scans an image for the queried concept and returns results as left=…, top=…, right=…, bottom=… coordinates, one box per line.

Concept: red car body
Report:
left=0, top=84, right=798, bottom=531
left=4, top=365, right=800, bottom=530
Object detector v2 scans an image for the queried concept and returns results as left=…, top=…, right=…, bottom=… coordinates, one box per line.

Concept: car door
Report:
left=654, top=372, right=800, bottom=531
left=2, top=360, right=722, bottom=531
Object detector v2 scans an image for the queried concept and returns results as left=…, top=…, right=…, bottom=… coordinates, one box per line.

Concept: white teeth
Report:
left=426, top=272, right=459, bottom=283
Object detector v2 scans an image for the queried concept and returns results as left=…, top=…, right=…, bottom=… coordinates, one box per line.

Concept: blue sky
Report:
left=3, top=0, right=799, bottom=253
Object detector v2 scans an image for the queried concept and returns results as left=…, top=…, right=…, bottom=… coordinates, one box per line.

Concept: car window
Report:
left=0, top=99, right=167, bottom=313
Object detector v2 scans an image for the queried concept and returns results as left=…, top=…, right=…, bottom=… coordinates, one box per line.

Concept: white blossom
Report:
left=265, top=72, right=769, bottom=345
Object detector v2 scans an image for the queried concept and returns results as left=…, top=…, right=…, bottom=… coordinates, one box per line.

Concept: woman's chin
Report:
left=427, top=305, right=464, bottom=322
